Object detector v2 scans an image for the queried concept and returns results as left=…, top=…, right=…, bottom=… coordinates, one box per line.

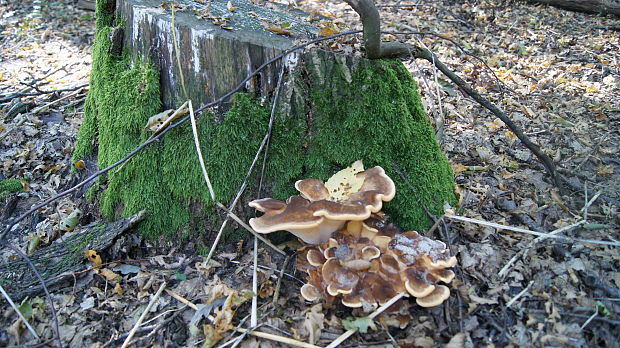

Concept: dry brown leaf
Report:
left=301, top=304, right=324, bottom=344
left=265, top=26, right=293, bottom=36
left=99, top=268, right=122, bottom=282
left=114, top=283, right=124, bottom=296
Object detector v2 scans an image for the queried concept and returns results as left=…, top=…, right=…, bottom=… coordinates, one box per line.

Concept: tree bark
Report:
left=526, top=0, right=620, bottom=16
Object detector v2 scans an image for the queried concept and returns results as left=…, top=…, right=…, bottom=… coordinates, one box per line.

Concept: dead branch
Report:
left=526, top=0, right=620, bottom=16
left=343, top=0, right=414, bottom=58
left=412, top=47, right=563, bottom=189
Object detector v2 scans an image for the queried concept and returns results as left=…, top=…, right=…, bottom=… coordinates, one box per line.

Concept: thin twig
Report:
left=31, top=88, right=85, bottom=114
left=272, top=255, right=291, bottom=307
left=325, top=292, right=406, bottom=348
left=228, top=259, right=304, bottom=284
left=120, top=281, right=167, bottom=348
left=506, top=280, right=534, bottom=308
left=0, top=83, right=88, bottom=103
left=215, top=202, right=286, bottom=255
left=170, top=4, right=188, bottom=100
left=0, top=241, right=61, bottom=348
left=0, top=284, right=41, bottom=341
left=559, top=173, right=620, bottom=207
left=497, top=219, right=587, bottom=277
left=251, top=236, right=258, bottom=328
left=580, top=307, right=598, bottom=330
left=445, top=214, right=618, bottom=247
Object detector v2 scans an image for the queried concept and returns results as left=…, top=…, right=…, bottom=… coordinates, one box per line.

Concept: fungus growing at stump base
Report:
left=248, top=161, right=457, bottom=311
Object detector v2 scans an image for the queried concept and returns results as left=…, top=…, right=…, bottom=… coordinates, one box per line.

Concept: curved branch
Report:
left=343, top=0, right=413, bottom=58
left=413, top=48, right=562, bottom=188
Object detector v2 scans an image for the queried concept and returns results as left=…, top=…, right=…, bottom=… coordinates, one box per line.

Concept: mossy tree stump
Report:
left=73, top=0, right=456, bottom=245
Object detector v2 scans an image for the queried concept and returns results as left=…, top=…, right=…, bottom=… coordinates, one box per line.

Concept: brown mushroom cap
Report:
left=301, top=284, right=322, bottom=302
left=248, top=165, right=396, bottom=245
left=403, top=269, right=436, bottom=297
left=416, top=285, right=450, bottom=307
left=307, top=249, right=326, bottom=267
left=248, top=196, right=345, bottom=244
left=295, top=178, right=329, bottom=201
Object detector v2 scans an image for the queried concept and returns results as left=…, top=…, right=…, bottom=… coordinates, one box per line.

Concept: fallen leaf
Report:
left=266, top=26, right=293, bottom=36
left=60, top=209, right=82, bottom=231
left=85, top=250, right=102, bottom=267
left=114, top=283, right=124, bottom=295
left=324, top=160, right=365, bottom=202
left=302, top=304, right=324, bottom=344
left=99, top=268, right=122, bottom=282
left=342, top=316, right=376, bottom=334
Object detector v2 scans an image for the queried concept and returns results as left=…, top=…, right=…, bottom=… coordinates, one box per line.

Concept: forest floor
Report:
left=0, top=0, right=619, bottom=347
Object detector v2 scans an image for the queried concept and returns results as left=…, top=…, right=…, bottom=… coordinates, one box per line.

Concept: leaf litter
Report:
left=0, top=0, right=619, bottom=347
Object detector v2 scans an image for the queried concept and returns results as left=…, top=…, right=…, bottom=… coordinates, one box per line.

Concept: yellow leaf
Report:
left=85, top=250, right=102, bottom=267
left=585, top=87, right=598, bottom=93
left=597, top=165, right=614, bottom=175
left=114, top=283, right=124, bottom=295
left=266, top=26, right=292, bottom=36
left=452, top=163, right=468, bottom=174
left=485, top=118, right=504, bottom=131
left=145, top=109, right=174, bottom=132
left=318, top=21, right=340, bottom=37
left=99, top=268, right=122, bottom=282
left=504, top=130, right=517, bottom=145
left=74, top=160, right=85, bottom=170
left=60, top=209, right=82, bottom=231
left=324, top=160, right=365, bottom=202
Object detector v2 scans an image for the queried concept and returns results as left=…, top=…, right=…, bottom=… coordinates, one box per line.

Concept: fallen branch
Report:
left=413, top=47, right=562, bottom=188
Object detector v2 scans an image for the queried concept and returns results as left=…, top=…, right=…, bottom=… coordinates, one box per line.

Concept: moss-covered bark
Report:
left=74, top=2, right=455, bottom=244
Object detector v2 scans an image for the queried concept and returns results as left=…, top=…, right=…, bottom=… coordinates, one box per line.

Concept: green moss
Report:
left=0, top=179, right=25, bottom=193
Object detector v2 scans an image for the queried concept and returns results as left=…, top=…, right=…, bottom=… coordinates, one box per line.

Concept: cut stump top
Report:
left=119, top=0, right=320, bottom=108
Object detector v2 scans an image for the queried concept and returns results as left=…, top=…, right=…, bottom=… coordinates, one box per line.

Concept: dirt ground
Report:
left=0, top=0, right=619, bottom=347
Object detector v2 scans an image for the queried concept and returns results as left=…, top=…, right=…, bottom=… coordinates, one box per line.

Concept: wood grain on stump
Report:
left=118, top=0, right=319, bottom=108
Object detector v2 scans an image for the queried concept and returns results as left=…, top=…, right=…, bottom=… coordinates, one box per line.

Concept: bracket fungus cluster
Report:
left=249, top=161, right=395, bottom=244
left=299, top=220, right=456, bottom=308
left=248, top=161, right=457, bottom=309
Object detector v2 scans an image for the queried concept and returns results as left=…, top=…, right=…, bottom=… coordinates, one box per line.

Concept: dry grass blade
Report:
left=188, top=100, right=216, bottom=201
left=0, top=284, right=41, bottom=341
left=120, top=281, right=167, bottom=348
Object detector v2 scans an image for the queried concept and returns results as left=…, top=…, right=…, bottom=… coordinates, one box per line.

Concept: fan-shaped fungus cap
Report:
left=299, top=219, right=457, bottom=309
left=248, top=163, right=396, bottom=244
left=416, top=285, right=451, bottom=307
left=301, top=284, right=322, bottom=302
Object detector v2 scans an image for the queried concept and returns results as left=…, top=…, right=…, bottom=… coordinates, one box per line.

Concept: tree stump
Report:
left=73, top=0, right=456, bottom=245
